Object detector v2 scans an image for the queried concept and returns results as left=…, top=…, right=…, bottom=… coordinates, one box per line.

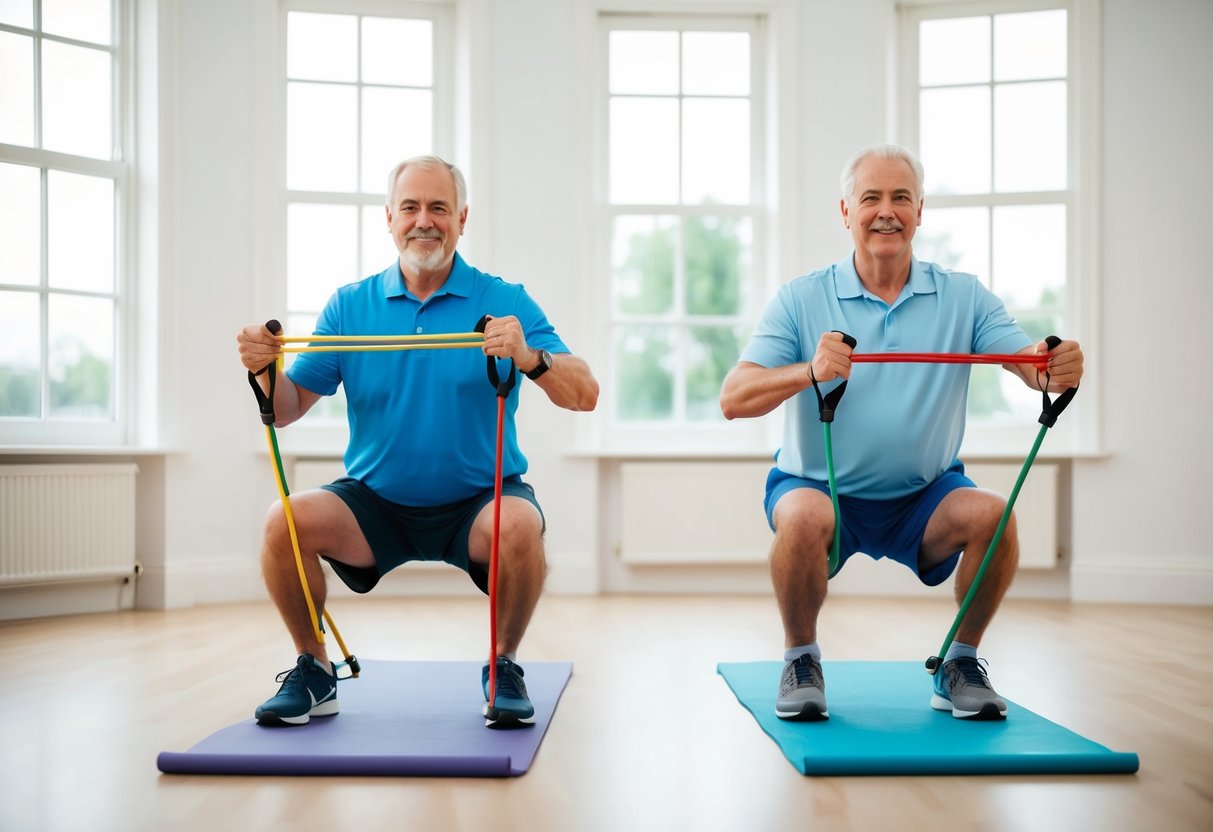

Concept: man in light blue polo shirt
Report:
left=239, top=156, right=599, bottom=729
left=720, top=144, right=1083, bottom=722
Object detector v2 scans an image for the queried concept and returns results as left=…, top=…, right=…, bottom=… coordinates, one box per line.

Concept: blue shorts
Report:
left=763, top=461, right=975, bottom=586
left=319, top=476, right=545, bottom=595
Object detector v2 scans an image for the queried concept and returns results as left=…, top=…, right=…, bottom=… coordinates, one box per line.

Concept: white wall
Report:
left=1069, top=0, right=1213, bottom=602
left=12, top=0, right=1206, bottom=615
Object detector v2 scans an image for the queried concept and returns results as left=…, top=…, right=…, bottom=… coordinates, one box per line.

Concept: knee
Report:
left=773, top=503, right=834, bottom=550
left=262, top=502, right=294, bottom=553
left=498, top=508, right=546, bottom=566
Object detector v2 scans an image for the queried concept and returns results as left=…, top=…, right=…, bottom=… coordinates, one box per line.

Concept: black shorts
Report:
left=319, top=476, right=545, bottom=595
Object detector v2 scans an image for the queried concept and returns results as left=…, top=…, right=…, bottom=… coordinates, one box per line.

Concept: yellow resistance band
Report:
left=258, top=331, right=488, bottom=677
left=276, top=332, right=485, bottom=353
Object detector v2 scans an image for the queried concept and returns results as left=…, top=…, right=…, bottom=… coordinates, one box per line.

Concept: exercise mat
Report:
left=158, top=659, right=572, bottom=777
left=717, top=660, right=1138, bottom=776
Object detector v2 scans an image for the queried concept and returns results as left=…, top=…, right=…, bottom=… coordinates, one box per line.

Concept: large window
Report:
left=598, top=15, right=766, bottom=452
left=901, top=2, right=1092, bottom=438
left=0, top=0, right=127, bottom=445
left=281, top=2, right=451, bottom=429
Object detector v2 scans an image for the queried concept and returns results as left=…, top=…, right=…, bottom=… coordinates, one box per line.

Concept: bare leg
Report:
left=261, top=489, right=375, bottom=669
left=769, top=488, right=835, bottom=649
left=920, top=488, right=1019, bottom=647
left=467, top=496, right=547, bottom=655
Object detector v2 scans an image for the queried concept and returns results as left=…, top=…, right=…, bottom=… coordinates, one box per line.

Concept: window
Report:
left=599, top=15, right=767, bottom=452
left=280, top=2, right=451, bottom=432
left=0, top=0, right=127, bottom=445
left=900, top=2, right=1096, bottom=448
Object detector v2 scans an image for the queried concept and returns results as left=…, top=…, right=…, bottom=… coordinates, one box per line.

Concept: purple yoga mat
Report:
left=157, top=659, right=572, bottom=777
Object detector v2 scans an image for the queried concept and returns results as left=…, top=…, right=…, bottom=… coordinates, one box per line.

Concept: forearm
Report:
left=720, top=362, right=814, bottom=420
left=530, top=355, right=599, bottom=412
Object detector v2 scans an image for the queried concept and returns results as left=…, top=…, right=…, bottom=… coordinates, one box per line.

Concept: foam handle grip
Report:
left=833, top=330, right=858, bottom=349
left=266, top=319, right=282, bottom=335
left=1044, top=335, right=1061, bottom=350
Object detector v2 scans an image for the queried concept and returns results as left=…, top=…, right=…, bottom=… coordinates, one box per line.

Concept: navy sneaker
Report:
left=255, top=654, right=339, bottom=726
left=930, top=656, right=1007, bottom=720
left=481, top=657, right=536, bottom=728
left=775, top=654, right=829, bottom=721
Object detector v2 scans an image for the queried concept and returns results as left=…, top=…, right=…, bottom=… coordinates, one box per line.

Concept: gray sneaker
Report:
left=930, top=656, right=1007, bottom=720
left=775, top=654, right=829, bottom=721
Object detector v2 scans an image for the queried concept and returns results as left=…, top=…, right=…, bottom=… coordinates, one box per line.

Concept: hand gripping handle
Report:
left=1037, top=335, right=1079, bottom=427
left=247, top=319, right=282, bottom=425
left=810, top=331, right=858, bottom=423
left=474, top=315, right=517, bottom=399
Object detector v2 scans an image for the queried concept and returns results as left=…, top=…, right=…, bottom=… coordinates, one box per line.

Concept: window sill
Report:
left=0, top=445, right=175, bottom=457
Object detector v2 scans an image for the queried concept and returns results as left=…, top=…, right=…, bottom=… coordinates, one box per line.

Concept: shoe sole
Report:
left=256, top=699, right=340, bottom=726
left=775, top=703, right=829, bottom=721
left=483, top=703, right=536, bottom=729
left=930, top=693, right=1006, bottom=720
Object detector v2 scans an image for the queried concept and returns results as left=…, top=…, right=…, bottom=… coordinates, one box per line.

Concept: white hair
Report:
left=385, top=155, right=467, bottom=211
left=840, top=144, right=925, bottom=203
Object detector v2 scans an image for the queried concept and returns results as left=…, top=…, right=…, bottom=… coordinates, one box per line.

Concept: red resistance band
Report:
left=851, top=353, right=1049, bottom=371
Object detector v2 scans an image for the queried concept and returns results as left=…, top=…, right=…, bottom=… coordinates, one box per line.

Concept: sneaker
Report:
left=775, top=654, right=829, bottom=721
left=481, top=657, right=536, bottom=728
left=930, top=656, right=1007, bottom=720
left=255, top=654, right=340, bottom=726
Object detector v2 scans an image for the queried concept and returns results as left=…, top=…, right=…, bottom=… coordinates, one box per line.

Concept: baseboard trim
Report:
left=1071, top=561, right=1213, bottom=605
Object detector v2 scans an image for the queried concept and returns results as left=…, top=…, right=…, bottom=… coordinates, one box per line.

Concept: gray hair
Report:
left=385, top=155, right=467, bottom=211
left=840, top=144, right=925, bottom=203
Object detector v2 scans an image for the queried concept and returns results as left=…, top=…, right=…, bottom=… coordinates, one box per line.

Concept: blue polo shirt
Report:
left=287, top=253, right=569, bottom=506
left=741, top=255, right=1031, bottom=499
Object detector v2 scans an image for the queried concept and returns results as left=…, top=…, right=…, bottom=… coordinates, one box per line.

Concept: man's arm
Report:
left=481, top=315, right=599, bottom=412
left=523, top=352, right=599, bottom=412
left=236, top=322, right=324, bottom=427
left=720, top=331, right=854, bottom=420
left=1003, top=338, right=1084, bottom=392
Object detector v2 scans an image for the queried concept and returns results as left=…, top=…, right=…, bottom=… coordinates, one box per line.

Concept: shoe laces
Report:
left=948, top=656, right=993, bottom=689
left=791, top=654, right=823, bottom=687
left=274, top=655, right=319, bottom=689
left=494, top=659, right=527, bottom=698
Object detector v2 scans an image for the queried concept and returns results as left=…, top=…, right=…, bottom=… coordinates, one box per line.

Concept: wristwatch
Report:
left=525, top=348, right=553, bottom=380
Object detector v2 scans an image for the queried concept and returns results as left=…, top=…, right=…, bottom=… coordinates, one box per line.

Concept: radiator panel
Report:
left=0, top=464, right=138, bottom=586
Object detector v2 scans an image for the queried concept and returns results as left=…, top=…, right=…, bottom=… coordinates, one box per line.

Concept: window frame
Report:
left=898, top=0, right=1102, bottom=456
left=0, top=0, right=134, bottom=447
left=270, top=0, right=455, bottom=454
left=593, top=11, right=772, bottom=455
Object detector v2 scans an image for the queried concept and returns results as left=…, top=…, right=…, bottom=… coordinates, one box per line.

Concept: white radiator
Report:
left=0, top=464, right=138, bottom=586
left=618, top=461, right=1059, bottom=569
left=619, top=461, right=773, bottom=564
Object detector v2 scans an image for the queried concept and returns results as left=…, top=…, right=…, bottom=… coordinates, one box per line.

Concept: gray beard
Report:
left=401, top=242, right=449, bottom=272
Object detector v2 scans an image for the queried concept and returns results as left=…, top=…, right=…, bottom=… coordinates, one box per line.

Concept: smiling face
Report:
left=840, top=154, right=923, bottom=268
left=385, top=162, right=468, bottom=279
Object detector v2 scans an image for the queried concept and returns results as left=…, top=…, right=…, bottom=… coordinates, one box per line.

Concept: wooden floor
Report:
left=2, top=594, right=1211, bottom=832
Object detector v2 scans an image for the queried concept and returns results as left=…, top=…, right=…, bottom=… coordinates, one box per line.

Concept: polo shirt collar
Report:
left=836, top=253, right=937, bottom=302
left=382, top=252, right=474, bottom=300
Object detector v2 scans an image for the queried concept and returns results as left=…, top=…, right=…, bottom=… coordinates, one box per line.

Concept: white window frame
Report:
left=0, top=0, right=134, bottom=447
left=899, top=0, right=1102, bottom=456
left=592, top=11, right=773, bottom=456
left=270, top=0, right=455, bottom=454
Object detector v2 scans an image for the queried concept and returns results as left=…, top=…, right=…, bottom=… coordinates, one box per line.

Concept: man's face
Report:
left=386, top=164, right=467, bottom=275
left=841, top=155, right=923, bottom=262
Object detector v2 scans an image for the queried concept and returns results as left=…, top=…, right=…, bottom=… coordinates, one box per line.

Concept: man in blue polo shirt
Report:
left=238, top=156, right=598, bottom=728
left=719, top=144, right=1083, bottom=721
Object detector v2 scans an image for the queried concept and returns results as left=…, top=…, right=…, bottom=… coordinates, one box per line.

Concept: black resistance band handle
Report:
left=1038, top=335, right=1079, bottom=427
left=474, top=314, right=517, bottom=399
left=810, top=331, right=858, bottom=423
left=247, top=319, right=282, bottom=425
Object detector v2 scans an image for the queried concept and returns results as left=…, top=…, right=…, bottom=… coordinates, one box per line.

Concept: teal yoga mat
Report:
left=717, top=661, right=1139, bottom=776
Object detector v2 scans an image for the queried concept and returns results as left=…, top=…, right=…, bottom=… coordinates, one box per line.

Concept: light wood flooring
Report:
left=2, top=594, right=1210, bottom=832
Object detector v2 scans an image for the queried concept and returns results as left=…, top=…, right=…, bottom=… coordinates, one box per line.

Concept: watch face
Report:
left=528, top=349, right=552, bottom=379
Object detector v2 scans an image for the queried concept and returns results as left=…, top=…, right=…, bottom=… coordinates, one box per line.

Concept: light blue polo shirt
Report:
left=287, top=253, right=569, bottom=506
left=741, top=255, right=1032, bottom=499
